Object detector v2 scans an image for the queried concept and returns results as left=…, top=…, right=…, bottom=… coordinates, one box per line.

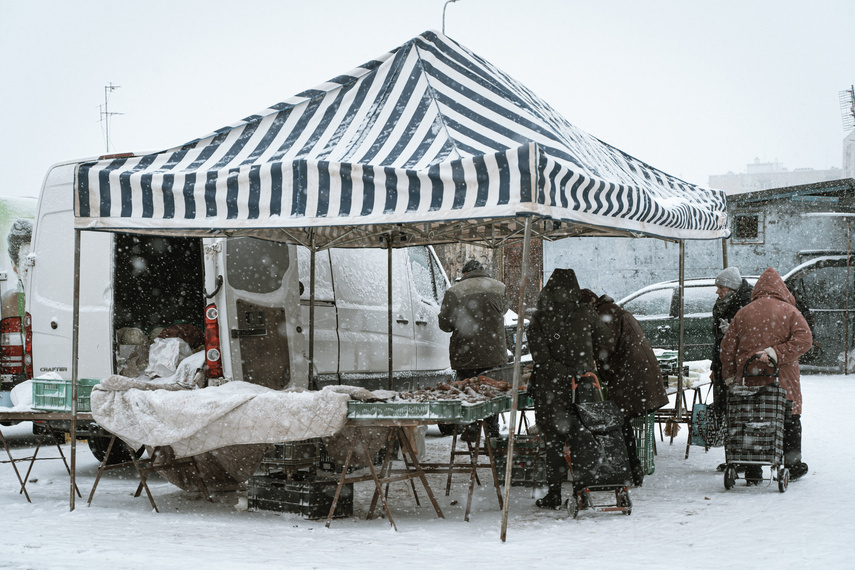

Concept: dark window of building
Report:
left=731, top=212, right=764, bottom=244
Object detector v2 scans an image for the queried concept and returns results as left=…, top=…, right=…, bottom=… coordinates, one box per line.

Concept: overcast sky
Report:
left=1, top=0, right=853, bottom=199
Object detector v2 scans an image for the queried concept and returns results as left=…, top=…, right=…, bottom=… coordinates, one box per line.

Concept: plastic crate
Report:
left=32, top=378, right=101, bottom=412
left=486, top=395, right=509, bottom=415
left=494, top=455, right=547, bottom=487
left=262, top=439, right=321, bottom=465
left=248, top=473, right=352, bottom=519
left=346, top=399, right=462, bottom=421
left=459, top=400, right=488, bottom=423
left=631, top=413, right=656, bottom=476
left=490, top=435, right=545, bottom=454
left=517, top=391, right=535, bottom=409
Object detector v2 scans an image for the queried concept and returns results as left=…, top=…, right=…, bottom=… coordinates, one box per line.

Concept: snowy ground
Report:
left=1, top=374, right=852, bottom=570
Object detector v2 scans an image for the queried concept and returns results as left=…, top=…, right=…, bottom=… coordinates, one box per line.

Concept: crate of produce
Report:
left=248, top=473, right=353, bottom=519
left=459, top=400, right=489, bottom=423
left=346, top=399, right=462, bottom=421
left=487, top=395, right=510, bottom=415
left=32, top=378, right=101, bottom=412
left=517, top=390, right=535, bottom=409
left=631, top=413, right=656, bottom=475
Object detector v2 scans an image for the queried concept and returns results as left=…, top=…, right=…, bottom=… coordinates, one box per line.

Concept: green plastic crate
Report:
left=631, top=413, right=656, bottom=475
left=347, top=399, right=462, bottom=421
left=459, top=400, right=488, bottom=423
left=32, top=378, right=101, bottom=412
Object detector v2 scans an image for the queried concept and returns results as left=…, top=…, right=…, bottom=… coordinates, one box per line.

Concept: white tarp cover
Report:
left=74, top=30, right=728, bottom=246
left=90, top=379, right=350, bottom=458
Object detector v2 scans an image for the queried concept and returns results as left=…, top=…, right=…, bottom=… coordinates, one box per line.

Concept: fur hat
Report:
left=579, top=288, right=599, bottom=305
left=715, top=266, right=742, bottom=291
left=462, top=259, right=483, bottom=274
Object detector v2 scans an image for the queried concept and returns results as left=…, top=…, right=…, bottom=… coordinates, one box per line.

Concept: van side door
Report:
left=329, top=248, right=416, bottom=374
left=407, top=246, right=451, bottom=371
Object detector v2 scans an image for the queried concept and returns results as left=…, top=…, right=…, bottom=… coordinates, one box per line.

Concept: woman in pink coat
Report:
left=720, top=267, right=812, bottom=483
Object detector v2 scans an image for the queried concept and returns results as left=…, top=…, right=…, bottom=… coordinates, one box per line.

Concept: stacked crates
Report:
left=247, top=472, right=352, bottom=519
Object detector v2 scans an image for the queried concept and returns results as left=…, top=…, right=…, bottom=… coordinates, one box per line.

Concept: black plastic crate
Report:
left=248, top=473, right=353, bottom=519
left=494, top=457, right=547, bottom=487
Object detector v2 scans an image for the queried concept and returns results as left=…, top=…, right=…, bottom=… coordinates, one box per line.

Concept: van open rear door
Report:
left=219, top=238, right=303, bottom=389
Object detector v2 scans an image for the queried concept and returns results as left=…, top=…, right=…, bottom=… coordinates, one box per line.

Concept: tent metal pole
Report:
left=309, top=233, right=317, bottom=390
left=387, top=235, right=393, bottom=390
left=70, top=229, right=81, bottom=511
left=722, top=237, right=728, bottom=269
left=676, top=240, right=685, bottom=417
left=500, top=217, right=532, bottom=542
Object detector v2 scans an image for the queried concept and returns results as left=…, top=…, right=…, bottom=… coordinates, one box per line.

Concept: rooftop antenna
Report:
left=443, top=0, right=459, bottom=35
left=840, top=85, right=855, bottom=131
left=99, top=82, right=124, bottom=152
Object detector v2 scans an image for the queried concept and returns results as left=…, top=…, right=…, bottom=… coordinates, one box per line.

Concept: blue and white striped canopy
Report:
left=74, top=30, right=728, bottom=248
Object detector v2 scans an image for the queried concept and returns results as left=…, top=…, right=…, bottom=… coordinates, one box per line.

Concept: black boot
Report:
left=536, top=485, right=563, bottom=509
left=789, top=462, right=809, bottom=481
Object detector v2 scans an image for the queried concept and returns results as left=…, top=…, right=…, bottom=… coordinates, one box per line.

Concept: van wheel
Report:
left=88, top=436, right=144, bottom=465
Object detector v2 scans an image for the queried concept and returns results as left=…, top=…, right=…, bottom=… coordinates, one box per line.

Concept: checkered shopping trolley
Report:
left=722, top=355, right=790, bottom=492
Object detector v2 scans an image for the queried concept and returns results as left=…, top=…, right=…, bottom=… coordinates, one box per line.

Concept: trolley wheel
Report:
left=618, top=489, right=632, bottom=515
left=778, top=467, right=789, bottom=493
left=724, top=465, right=737, bottom=490
left=568, top=494, right=580, bottom=519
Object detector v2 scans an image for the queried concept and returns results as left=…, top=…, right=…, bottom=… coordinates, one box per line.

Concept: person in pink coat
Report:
left=720, top=267, right=812, bottom=483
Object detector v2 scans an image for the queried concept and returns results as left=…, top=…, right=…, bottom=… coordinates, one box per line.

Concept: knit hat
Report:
left=462, top=259, right=483, bottom=274
left=715, top=266, right=742, bottom=291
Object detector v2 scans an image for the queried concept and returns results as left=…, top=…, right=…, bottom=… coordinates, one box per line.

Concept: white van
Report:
left=23, top=159, right=452, bottom=458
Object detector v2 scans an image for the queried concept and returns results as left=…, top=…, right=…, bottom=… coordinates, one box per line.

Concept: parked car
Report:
left=782, top=255, right=854, bottom=370
left=619, top=259, right=853, bottom=370
left=618, top=277, right=758, bottom=362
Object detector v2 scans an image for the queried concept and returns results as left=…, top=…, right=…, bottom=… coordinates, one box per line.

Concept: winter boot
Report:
left=535, top=485, right=563, bottom=509
left=789, top=462, right=809, bottom=481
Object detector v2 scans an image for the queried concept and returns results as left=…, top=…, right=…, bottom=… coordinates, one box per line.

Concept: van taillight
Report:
left=0, top=316, right=24, bottom=375
left=205, top=304, right=223, bottom=378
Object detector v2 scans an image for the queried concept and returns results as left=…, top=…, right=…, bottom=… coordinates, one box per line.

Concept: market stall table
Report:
left=325, top=414, right=506, bottom=529
left=0, top=411, right=89, bottom=502
left=324, top=419, right=446, bottom=531
left=654, top=380, right=713, bottom=458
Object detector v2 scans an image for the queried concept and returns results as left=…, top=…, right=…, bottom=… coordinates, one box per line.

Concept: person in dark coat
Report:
left=438, top=259, right=508, bottom=437
left=720, top=267, right=812, bottom=484
left=527, top=269, right=611, bottom=509
left=710, top=267, right=754, bottom=413
left=580, top=289, right=668, bottom=487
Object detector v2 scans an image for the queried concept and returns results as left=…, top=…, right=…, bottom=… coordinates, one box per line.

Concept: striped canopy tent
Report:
left=74, top=30, right=728, bottom=248
left=68, top=31, right=728, bottom=533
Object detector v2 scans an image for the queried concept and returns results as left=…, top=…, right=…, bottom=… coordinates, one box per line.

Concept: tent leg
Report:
left=387, top=235, right=393, bottom=391
left=500, top=217, right=532, bottom=542
left=676, top=240, right=685, bottom=417
left=70, top=229, right=82, bottom=511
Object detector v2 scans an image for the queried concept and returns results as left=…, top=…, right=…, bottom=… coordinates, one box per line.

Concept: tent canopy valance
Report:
left=73, top=30, right=728, bottom=249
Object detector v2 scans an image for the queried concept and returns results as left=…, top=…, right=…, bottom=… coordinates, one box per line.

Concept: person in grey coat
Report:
left=438, top=259, right=509, bottom=437
left=527, top=269, right=611, bottom=509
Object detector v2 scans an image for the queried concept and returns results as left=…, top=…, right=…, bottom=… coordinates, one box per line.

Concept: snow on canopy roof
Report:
left=73, top=30, right=728, bottom=248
